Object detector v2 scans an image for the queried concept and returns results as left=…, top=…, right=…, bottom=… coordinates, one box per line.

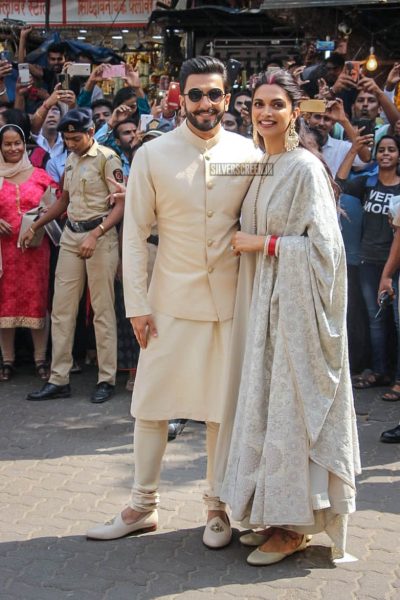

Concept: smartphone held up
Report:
left=18, top=63, right=30, bottom=85
left=102, top=64, right=126, bottom=79
left=345, top=61, right=360, bottom=83
left=166, top=82, right=180, bottom=111
left=66, top=63, right=91, bottom=78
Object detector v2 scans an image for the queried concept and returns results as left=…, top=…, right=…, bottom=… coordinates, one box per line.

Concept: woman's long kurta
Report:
left=0, top=168, right=54, bottom=328
left=215, top=148, right=361, bottom=557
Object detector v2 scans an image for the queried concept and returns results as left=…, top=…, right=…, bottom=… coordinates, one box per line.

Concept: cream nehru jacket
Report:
left=123, top=121, right=259, bottom=322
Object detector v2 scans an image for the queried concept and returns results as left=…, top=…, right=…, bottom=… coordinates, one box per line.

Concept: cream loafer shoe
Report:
left=203, top=516, right=232, bottom=549
left=86, top=511, right=158, bottom=540
left=247, top=534, right=308, bottom=566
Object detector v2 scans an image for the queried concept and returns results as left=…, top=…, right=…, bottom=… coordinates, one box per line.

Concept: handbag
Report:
left=17, top=186, right=62, bottom=248
left=17, top=208, right=45, bottom=248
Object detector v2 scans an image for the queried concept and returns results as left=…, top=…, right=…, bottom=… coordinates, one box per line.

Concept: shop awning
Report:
left=261, top=1, right=399, bottom=6
left=149, top=6, right=293, bottom=35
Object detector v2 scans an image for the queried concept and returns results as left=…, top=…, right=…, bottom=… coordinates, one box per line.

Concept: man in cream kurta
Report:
left=86, top=57, right=259, bottom=546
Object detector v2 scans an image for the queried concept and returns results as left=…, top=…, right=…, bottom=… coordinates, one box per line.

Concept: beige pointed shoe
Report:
left=86, top=511, right=158, bottom=540
left=247, top=533, right=308, bottom=566
left=240, top=529, right=312, bottom=547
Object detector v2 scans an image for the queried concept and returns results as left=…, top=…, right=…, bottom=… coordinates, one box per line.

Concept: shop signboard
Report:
left=69, top=0, right=154, bottom=25
left=0, top=0, right=154, bottom=25
left=0, top=1, right=62, bottom=23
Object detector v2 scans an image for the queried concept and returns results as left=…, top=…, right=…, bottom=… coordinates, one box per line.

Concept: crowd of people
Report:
left=0, top=24, right=400, bottom=564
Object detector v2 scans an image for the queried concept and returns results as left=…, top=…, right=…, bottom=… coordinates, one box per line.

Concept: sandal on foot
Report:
left=35, top=362, right=49, bottom=381
left=353, top=371, right=390, bottom=389
left=382, top=383, right=400, bottom=401
left=0, top=363, right=15, bottom=382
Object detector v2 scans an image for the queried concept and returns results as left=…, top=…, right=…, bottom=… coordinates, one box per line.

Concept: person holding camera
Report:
left=306, top=98, right=371, bottom=177
left=350, top=76, right=400, bottom=150
left=22, top=108, right=124, bottom=404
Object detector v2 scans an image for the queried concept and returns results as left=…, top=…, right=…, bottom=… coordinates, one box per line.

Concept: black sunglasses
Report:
left=184, top=88, right=226, bottom=103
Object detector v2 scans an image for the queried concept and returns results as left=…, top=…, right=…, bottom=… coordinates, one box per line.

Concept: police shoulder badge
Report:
left=148, top=119, right=160, bottom=130
left=113, top=169, right=124, bottom=183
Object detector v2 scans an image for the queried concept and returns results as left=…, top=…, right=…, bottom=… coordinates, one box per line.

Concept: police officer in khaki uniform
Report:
left=23, top=108, right=124, bottom=403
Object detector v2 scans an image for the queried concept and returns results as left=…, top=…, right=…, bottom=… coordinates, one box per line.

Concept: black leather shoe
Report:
left=168, top=419, right=188, bottom=441
left=91, top=382, right=115, bottom=403
left=380, top=424, right=400, bottom=443
left=26, top=382, right=71, bottom=401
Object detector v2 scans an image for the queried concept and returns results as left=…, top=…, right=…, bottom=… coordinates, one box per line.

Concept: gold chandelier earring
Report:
left=284, top=118, right=299, bottom=152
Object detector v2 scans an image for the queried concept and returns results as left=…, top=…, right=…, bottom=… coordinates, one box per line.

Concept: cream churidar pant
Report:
left=130, top=419, right=224, bottom=512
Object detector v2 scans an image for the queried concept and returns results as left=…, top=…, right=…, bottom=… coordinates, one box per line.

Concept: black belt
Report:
left=147, top=235, right=159, bottom=246
left=66, top=217, right=104, bottom=233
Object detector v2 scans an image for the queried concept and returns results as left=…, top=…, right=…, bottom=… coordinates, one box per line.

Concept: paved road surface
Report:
left=1, top=367, right=399, bottom=599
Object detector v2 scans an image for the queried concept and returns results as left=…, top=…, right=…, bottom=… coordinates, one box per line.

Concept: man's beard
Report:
left=185, top=107, right=224, bottom=132
left=50, top=64, right=63, bottom=74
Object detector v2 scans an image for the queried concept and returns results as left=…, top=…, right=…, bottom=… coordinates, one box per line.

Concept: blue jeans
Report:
left=359, top=261, right=400, bottom=378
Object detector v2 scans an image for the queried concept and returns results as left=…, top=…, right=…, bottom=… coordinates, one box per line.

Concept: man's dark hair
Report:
left=47, top=42, right=68, bottom=56
left=179, top=56, right=228, bottom=92
left=113, top=118, right=137, bottom=140
left=3, top=108, right=31, bottom=141
left=91, top=98, right=113, bottom=112
left=113, top=87, right=137, bottom=110
left=265, top=57, right=284, bottom=68
left=324, top=52, right=345, bottom=69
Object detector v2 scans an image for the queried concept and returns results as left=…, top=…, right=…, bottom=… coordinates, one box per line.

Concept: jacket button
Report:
left=207, top=210, right=214, bottom=217
left=204, top=155, right=210, bottom=161
left=208, top=267, right=214, bottom=273
left=207, top=181, right=213, bottom=189
left=207, top=239, right=213, bottom=246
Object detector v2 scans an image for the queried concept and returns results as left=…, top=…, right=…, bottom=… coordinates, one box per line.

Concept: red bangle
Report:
left=267, top=235, right=278, bottom=256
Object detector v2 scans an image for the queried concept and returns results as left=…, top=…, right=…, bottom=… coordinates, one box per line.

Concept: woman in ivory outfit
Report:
left=214, top=71, right=361, bottom=566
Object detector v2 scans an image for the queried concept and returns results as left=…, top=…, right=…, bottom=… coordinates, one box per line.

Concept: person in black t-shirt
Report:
left=337, top=135, right=400, bottom=392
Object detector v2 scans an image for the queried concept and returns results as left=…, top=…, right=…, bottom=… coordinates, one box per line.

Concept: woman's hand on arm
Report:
left=231, top=231, right=265, bottom=255
left=106, top=176, right=126, bottom=206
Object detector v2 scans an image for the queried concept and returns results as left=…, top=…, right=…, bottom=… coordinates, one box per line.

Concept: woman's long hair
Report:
left=252, top=70, right=340, bottom=200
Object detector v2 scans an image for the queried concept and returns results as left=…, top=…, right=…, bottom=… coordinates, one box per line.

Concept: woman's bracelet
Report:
left=29, top=226, right=35, bottom=235
left=263, top=235, right=281, bottom=257
left=0, top=87, right=7, bottom=97
left=263, top=235, right=271, bottom=256
left=274, top=236, right=281, bottom=257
